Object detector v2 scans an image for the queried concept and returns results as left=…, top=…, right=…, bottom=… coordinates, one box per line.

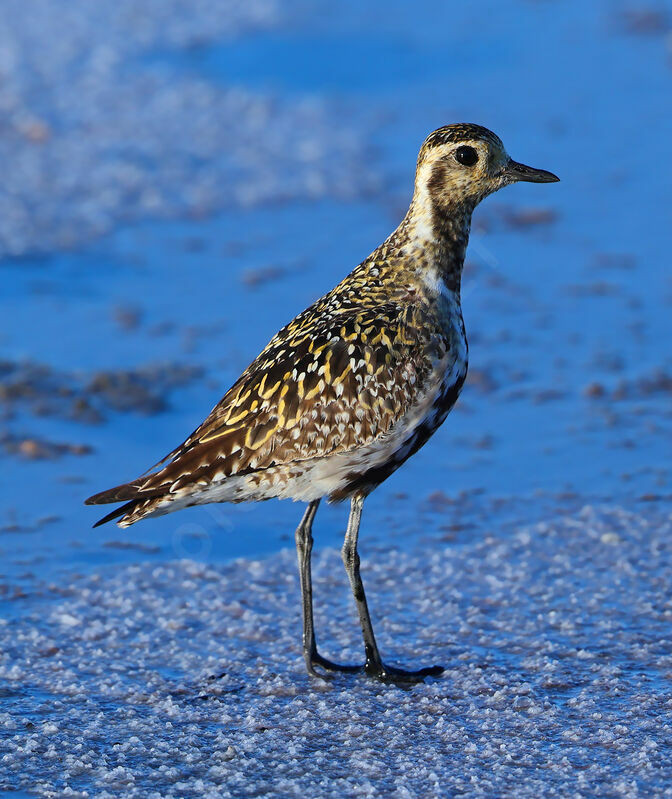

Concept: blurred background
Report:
left=1, top=1, right=671, bottom=796
left=2, top=0, right=670, bottom=582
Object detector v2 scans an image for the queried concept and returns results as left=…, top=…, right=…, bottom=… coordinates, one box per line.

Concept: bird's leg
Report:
left=294, top=500, right=358, bottom=677
left=341, top=494, right=444, bottom=683
left=295, top=500, right=321, bottom=673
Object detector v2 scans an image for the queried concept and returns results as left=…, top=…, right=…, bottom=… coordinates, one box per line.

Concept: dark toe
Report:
left=309, top=653, right=361, bottom=675
left=366, top=662, right=444, bottom=683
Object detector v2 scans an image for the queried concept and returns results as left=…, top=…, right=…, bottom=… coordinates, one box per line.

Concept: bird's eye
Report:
left=455, top=146, right=478, bottom=167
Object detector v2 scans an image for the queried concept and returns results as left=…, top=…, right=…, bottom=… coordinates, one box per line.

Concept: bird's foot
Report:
left=307, top=651, right=361, bottom=678
left=306, top=652, right=443, bottom=683
left=364, top=660, right=444, bottom=684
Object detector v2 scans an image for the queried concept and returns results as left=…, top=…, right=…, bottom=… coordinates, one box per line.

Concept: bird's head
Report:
left=414, top=123, right=559, bottom=216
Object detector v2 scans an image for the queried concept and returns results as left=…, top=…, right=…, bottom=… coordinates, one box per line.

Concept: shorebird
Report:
left=86, top=124, right=558, bottom=681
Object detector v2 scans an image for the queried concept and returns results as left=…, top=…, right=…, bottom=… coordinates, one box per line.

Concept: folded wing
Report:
left=86, top=300, right=440, bottom=525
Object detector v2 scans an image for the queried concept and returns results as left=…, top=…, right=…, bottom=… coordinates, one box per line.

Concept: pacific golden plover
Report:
left=87, top=124, right=559, bottom=681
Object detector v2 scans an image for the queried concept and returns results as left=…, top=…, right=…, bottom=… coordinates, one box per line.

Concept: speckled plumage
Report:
left=90, top=254, right=466, bottom=524
left=87, top=123, right=558, bottom=680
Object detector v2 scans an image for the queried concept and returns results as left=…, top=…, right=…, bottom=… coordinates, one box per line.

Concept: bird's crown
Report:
left=420, top=123, right=504, bottom=154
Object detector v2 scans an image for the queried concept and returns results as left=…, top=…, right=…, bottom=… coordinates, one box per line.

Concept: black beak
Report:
left=504, top=159, right=560, bottom=184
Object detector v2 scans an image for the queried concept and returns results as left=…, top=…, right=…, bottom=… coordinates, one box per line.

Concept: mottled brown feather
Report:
left=127, top=302, right=445, bottom=496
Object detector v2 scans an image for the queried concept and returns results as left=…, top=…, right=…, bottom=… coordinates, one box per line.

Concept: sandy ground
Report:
left=2, top=504, right=672, bottom=797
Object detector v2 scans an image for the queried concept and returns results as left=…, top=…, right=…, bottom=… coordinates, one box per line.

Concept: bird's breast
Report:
left=395, top=290, right=468, bottom=449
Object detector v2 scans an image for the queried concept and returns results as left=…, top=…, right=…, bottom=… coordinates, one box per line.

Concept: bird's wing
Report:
left=86, top=299, right=446, bottom=506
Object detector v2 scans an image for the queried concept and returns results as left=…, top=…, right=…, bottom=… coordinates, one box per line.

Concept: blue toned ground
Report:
left=1, top=0, right=672, bottom=796
left=2, top=506, right=672, bottom=798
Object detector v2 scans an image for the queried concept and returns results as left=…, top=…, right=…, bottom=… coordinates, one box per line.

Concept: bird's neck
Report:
left=392, top=192, right=474, bottom=296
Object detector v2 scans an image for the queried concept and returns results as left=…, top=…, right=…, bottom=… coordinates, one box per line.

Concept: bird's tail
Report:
left=85, top=480, right=168, bottom=528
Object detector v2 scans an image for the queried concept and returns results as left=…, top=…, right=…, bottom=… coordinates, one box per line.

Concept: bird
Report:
left=86, top=123, right=559, bottom=682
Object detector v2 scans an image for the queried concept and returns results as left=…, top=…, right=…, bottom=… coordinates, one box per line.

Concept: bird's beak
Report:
left=504, top=159, right=560, bottom=183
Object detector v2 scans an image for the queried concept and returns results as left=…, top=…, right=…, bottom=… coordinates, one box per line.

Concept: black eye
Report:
left=455, top=145, right=478, bottom=167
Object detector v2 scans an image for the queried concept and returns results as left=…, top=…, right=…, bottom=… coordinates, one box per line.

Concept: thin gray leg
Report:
left=341, top=494, right=382, bottom=669
left=295, top=500, right=320, bottom=674
left=295, top=499, right=358, bottom=677
left=341, top=493, right=444, bottom=682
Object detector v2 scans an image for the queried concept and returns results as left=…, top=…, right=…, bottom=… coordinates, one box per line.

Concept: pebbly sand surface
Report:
left=1, top=0, right=671, bottom=796
left=2, top=503, right=672, bottom=797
